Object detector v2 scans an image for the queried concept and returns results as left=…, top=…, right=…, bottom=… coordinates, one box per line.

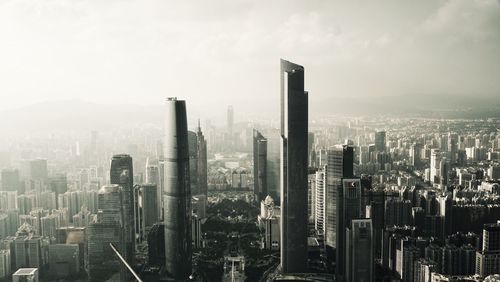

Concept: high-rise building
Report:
left=1, top=169, right=20, bottom=192
left=188, top=131, right=199, bottom=195
left=0, top=249, right=11, bottom=280
left=12, top=268, right=39, bottom=282
left=163, top=97, right=192, bottom=280
left=109, top=154, right=135, bottom=277
left=145, top=159, right=162, bottom=219
left=86, top=185, right=123, bottom=281
left=253, top=129, right=268, bottom=202
left=29, top=159, right=48, bottom=183
left=476, top=223, right=500, bottom=277
left=314, top=168, right=326, bottom=235
left=196, top=120, right=208, bottom=198
left=326, top=145, right=354, bottom=251
left=448, top=133, right=458, bottom=164
left=346, top=219, right=373, bottom=282
left=48, top=174, right=68, bottom=203
left=136, top=184, right=158, bottom=240
left=337, top=178, right=361, bottom=282
left=375, top=131, right=386, bottom=152
left=430, top=149, right=441, bottom=185
left=48, top=244, right=80, bottom=279
left=280, top=59, right=308, bottom=274
left=410, top=143, right=422, bottom=168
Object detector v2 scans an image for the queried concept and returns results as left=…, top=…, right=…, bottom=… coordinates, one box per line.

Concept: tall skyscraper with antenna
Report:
left=280, top=59, right=308, bottom=273
left=163, top=97, right=192, bottom=280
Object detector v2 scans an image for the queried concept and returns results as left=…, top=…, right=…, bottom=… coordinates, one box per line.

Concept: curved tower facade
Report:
left=163, top=97, right=192, bottom=279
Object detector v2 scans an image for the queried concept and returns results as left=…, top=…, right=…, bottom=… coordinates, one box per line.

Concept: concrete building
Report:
left=12, top=268, right=38, bottom=282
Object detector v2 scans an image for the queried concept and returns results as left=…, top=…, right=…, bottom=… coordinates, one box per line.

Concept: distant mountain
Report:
left=310, top=94, right=500, bottom=118
left=0, top=95, right=498, bottom=133
left=0, top=100, right=164, bottom=133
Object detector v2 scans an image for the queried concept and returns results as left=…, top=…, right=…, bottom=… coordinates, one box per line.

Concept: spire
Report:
left=197, top=118, right=202, bottom=134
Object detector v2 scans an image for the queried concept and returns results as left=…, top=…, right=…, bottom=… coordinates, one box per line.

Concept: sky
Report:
left=0, top=0, right=499, bottom=115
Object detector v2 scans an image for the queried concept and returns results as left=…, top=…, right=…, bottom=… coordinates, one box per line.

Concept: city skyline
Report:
left=0, top=1, right=500, bottom=281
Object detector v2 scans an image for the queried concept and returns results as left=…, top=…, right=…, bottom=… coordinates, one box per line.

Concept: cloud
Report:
left=0, top=0, right=498, bottom=118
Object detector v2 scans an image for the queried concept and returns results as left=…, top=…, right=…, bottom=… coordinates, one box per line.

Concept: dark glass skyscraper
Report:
left=375, top=131, right=386, bottom=152
left=326, top=145, right=354, bottom=250
left=280, top=59, right=308, bottom=273
left=337, top=178, right=362, bottom=282
left=346, top=218, right=373, bottom=282
left=253, top=129, right=267, bottom=201
left=109, top=154, right=135, bottom=281
left=163, top=97, right=192, bottom=280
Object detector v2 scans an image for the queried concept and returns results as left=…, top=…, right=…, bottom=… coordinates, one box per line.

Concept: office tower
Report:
left=448, top=133, right=458, bottom=163
left=258, top=196, right=280, bottom=251
left=439, top=158, right=450, bottom=189
left=326, top=145, right=354, bottom=250
left=12, top=268, right=39, bottom=282
left=188, top=131, right=199, bottom=195
left=29, top=159, right=48, bottom=183
left=476, top=223, right=500, bottom=277
left=145, top=159, right=162, bottom=220
left=40, top=214, right=59, bottom=238
left=147, top=223, right=165, bottom=266
left=1, top=169, right=20, bottom=192
left=253, top=129, right=268, bottom=201
left=0, top=249, right=10, bottom=280
left=337, top=178, right=361, bottom=281
left=375, top=131, right=386, bottom=152
left=137, top=184, right=158, bottom=240
left=410, top=143, right=422, bottom=168
left=346, top=219, right=373, bottom=282
left=430, top=149, right=441, bottom=185
left=314, top=168, right=326, bottom=235
left=109, top=154, right=135, bottom=274
left=385, top=198, right=412, bottom=227
left=48, top=244, right=80, bottom=279
left=196, top=121, right=208, bottom=197
left=163, top=97, right=192, bottom=279
left=48, top=174, right=67, bottom=203
left=280, top=59, right=308, bottom=274
left=86, top=185, right=123, bottom=281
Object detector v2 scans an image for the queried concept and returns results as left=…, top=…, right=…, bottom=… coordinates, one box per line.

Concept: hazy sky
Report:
left=0, top=0, right=499, bottom=113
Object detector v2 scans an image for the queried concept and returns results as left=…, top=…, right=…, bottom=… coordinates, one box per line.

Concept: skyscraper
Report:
left=476, top=223, right=500, bottom=277
left=163, top=97, right=192, bottom=279
left=109, top=154, right=134, bottom=280
left=86, top=185, right=123, bottom=281
left=337, top=178, right=361, bottom=282
left=1, top=169, right=20, bottom=192
left=314, top=168, right=326, bottom=235
left=326, top=145, right=354, bottom=250
left=346, top=219, right=373, bottom=282
left=188, top=131, right=199, bottom=195
left=136, top=184, right=158, bottom=240
left=253, top=129, right=268, bottom=201
left=430, top=149, right=441, bottom=185
left=29, top=159, right=48, bottom=183
left=375, top=131, right=386, bottom=152
left=196, top=120, right=208, bottom=198
left=280, top=59, right=308, bottom=273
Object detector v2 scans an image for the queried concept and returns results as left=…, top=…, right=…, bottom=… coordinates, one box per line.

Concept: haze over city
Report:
left=1, top=1, right=500, bottom=282
left=1, top=0, right=499, bottom=117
